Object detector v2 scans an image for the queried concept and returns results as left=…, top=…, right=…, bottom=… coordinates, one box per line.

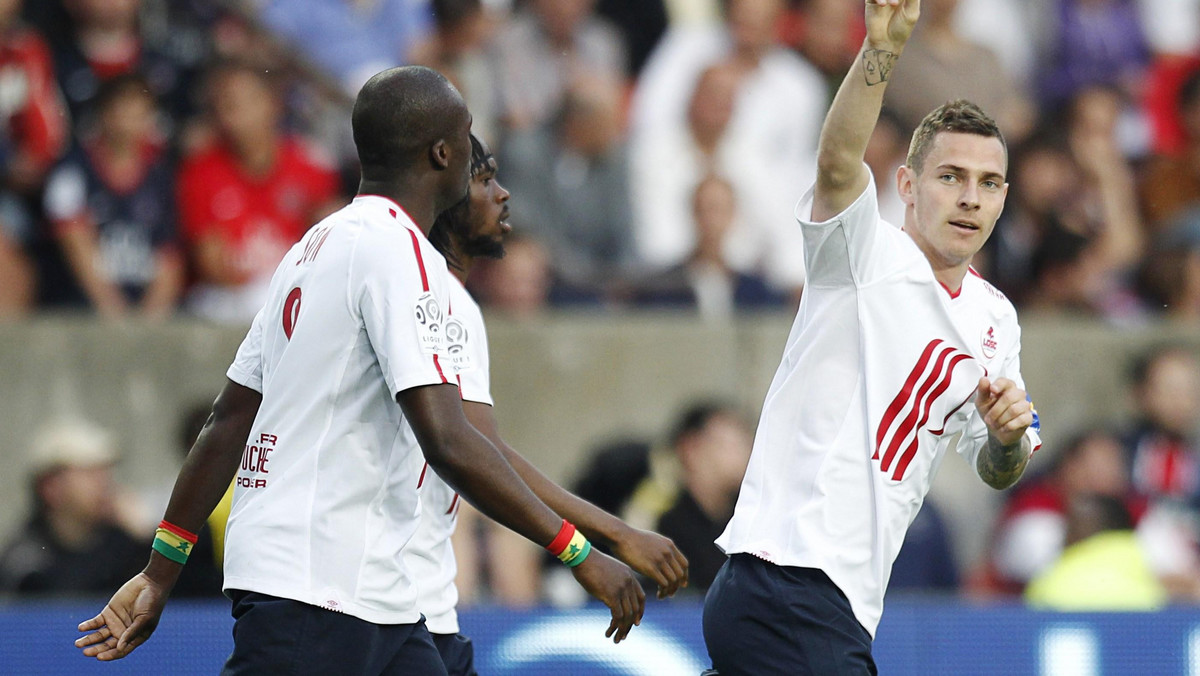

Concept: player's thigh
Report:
left=382, top=620, right=449, bottom=676
left=703, top=555, right=876, bottom=676
left=431, top=632, right=478, bottom=676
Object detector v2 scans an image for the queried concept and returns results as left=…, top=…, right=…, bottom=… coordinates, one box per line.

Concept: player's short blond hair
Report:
left=906, top=100, right=1006, bottom=175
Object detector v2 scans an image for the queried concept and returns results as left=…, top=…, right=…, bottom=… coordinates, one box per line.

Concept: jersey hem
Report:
left=222, top=577, right=422, bottom=625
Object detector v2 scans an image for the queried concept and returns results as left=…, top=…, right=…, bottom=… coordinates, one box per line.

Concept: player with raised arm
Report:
left=701, top=1, right=1041, bottom=674
left=72, top=66, right=645, bottom=675
left=412, top=133, right=689, bottom=674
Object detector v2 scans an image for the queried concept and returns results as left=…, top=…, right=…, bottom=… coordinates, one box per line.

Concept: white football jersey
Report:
left=223, top=195, right=455, bottom=625
left=404, top=276, right=492, bottom=634
left=716, top=173, right=1041, bottom=636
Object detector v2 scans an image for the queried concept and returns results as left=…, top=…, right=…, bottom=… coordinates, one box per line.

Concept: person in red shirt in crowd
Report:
left=177, top=59, right=341, bottom=323
left=0, top=0, right=68, bottom=315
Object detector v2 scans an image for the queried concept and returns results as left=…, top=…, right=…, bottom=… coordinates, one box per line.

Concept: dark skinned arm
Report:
left=76, top=379, right=261, bottom=660
left=399, top=383, right=645, bottom=641
left=463, top=400, right=688, bottom=598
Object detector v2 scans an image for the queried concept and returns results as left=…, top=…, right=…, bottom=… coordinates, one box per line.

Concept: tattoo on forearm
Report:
left=862, top=49, right=898, bottom=86
left=977, top=435, right=1029, bottom=490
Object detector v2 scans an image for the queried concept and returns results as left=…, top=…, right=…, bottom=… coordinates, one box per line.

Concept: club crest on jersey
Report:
left=444, top=316, right=474, bottom=373
left=980, top=326, right=998, bottom=360
left=414, top=292, right=444, bottom=355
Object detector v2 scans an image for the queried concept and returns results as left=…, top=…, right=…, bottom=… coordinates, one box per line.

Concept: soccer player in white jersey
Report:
left=74, top=67, right=646, bottom=675
left=702, top=1, right=1042, bottom=674
left=412, top=133, right=690, bottom=675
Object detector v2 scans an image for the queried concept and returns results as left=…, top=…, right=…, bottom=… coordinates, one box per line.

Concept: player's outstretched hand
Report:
left=865, top=0, right=921, bottom=51
left=571, top=550, right=646, bottom=644
left=75, top=573, right=168, bottom=661
left=611, top=526, right=689, bottom=599
left=974, top=377, right=1032, bottom=447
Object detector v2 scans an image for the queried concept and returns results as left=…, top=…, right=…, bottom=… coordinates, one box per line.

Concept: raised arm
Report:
left=462, top=400, right=689, bottom=598
left=76, top=379, right=261, bottom=660
left=400, top=383, right=645, bottom=642
left=813, top=0, right=920, bottom=222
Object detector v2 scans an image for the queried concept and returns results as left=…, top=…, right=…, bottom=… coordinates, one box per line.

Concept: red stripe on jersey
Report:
left=445, top=493, right=460, bottom=516
left=407, top=228, right=430, bottom=292
left=891, top=353, right=972, bottom=481
left=417, top=462, right=429, bottom=488
left=880, top=345, right=955, bottom=471
left=875, top=340, right=943, bottom=459
left=433, top=354, right=447, bottom=383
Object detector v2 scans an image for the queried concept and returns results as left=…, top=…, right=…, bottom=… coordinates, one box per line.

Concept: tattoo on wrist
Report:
left=977, top=435, right=1028, bottom=489
left=862, top=49, right=898, bottom=86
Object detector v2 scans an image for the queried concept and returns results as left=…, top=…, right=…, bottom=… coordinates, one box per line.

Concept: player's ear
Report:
left=430, top=139, right=450, bottom=171
left=897, top=164, right=915, bottom=206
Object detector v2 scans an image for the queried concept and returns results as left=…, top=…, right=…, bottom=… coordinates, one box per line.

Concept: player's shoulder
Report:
left=965, top=267, right=1019, bottom=316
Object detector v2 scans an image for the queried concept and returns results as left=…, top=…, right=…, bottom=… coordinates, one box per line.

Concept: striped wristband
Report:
left=545, top=519, right=592, bottom=568
left=152, top=520, right=198, bottom=565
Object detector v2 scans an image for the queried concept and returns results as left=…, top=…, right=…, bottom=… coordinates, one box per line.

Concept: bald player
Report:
left=74, top=66, right=645, bottom=675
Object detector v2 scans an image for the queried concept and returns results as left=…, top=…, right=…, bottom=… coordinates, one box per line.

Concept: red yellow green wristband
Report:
left=546, top=519, right=592, bottom=567
left=152, top=520, right=198, bottom=565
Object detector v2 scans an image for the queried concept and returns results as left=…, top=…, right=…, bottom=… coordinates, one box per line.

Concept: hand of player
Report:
left=974, top=377, right=1032, bottom=447
left=610, top=526, right=689, bottom=599
left=74, top=572, right=169, bottom=661
left=865, top=0, right=921, bottom=51
left=570, top=550, right=645, bottom=644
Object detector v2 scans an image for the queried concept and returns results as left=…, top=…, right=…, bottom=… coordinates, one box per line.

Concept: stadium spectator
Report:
left=491, top=0, right=626, bottom=133
left=1025, top=493, right=1168, bottom=610
left=630, top=0, right=826, bottom=295
left=652, top=402, right=752, bottom=594
left=468, top=232, right=556, bottom=315
left=1140, top=69, right=1200, bottom=232
left=0, top=0, right=69, bottom=315
left=1020, top=88, right=1146, bottom=320
left=413, top=0, right=501, bottom=146
left=1137, top=215, right=1200, bottom=319
left=952, top=0, right=1036, bottom=85
left=594, top=0, right=669, bottom=77
left=500, top=74, right=634, bottom=290
left=177, top=60, right=340, bottom=324
left=256, top=0, right=435, bottom=97
left=0, top=419, right=145, bottom=595
left=1032, top=0, right=1151, bottom=111
left=982, top=428, right=1143, bottom=595
left=42, top=74, right=182, bottom=318
left=46, top=0, right=196, bottom=137
left=784, top=0, right=860, bottom=91
left=882, top=0, right=1033, bottom=141
left=887, top=498, right=959, bottom=593
left=632, top=174, right=785, bottom=318
left=1122, top=345, right=1200, bottom=504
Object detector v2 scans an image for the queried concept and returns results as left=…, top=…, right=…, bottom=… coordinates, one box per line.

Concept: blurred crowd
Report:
left=6, top=343, right=1200, bottom=612
left=0, top=0, right=1196, bottom=322
left=3, top=0, right=1200, bottom=612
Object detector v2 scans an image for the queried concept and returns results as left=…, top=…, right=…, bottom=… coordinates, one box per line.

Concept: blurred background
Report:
left=1, top=0, right=1200, bottom=673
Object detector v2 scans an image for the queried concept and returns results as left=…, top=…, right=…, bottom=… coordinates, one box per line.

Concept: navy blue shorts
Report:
left=432, top=632, right=478, bottom=676
left=702, top=555, right=877, bottom=676
left=220, top=590, right=448, bottom=676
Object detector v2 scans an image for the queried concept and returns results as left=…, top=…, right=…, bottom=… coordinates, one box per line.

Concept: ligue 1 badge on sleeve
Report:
left=444, top=316, right=474, bottom=373
left=414, top=292, right=444, bottom=355
left=980, top=326, right=998, bottom=360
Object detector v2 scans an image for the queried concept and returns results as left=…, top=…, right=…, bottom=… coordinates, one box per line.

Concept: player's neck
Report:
left=448, top=254, right=473, bottom=284
left=356, top=179, right=438, bottom=235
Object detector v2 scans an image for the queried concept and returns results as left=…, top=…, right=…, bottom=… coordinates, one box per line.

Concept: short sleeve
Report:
left=43, top=163, right=87, bottom=222
left=793, top=168, right=904, bottom=288
left=227, top=306, right=266, bottom=392
left=455, top=315, right=492, bottom=406
left=354, top=225, right=450, bottom=397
